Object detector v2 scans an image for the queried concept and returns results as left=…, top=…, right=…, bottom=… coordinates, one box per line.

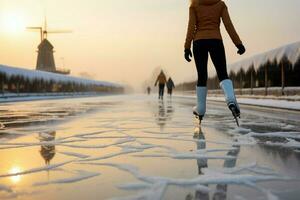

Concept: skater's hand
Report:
left=236, top=44, right=246, bottom=55
left=184, top=49, right=192, bottom=62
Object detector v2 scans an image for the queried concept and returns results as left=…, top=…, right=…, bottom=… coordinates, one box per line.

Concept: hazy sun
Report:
left=0, top=11, right=25, bottom=34
left=9, top=166, right=22, bottom=183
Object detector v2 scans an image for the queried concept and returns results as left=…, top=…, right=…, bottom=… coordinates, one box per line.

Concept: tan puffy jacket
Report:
left=184, top=0, right=242, bottom=49
left=155, top=72, right=167, bottom=85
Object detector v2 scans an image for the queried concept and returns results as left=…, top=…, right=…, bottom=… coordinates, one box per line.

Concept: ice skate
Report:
left=193, top=87, right=207, bottom=125
left=228, top=103, right=240, bottom=126
left=220, top=79, right=241, bottom=127
left=193, top=107, right=204, bottom=124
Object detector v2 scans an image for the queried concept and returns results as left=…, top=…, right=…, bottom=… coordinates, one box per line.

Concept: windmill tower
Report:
left=27, top=18, right=71, bottom=74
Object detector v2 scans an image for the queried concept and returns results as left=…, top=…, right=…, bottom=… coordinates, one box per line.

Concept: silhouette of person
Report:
left=166, top=77, right=175, bottom=97
left=184, top=0, right=245, bottom=123
left=147, top=86, right=151, bottom=95
left=154, top=70, right=167, bottom=100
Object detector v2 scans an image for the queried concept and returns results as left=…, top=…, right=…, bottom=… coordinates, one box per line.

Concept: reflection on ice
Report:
left=39, top=131, right=56, bottom=165
left=9, top=166, right=22, bottom=183
left=155, top=100, right=175, bottom=130
left=0, top=160, right=74, bottom=178
left=0, top=123, right=5, bottom=130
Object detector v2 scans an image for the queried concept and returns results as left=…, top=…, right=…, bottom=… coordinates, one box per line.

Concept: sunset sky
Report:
left=0, top=0, right=299, bottom=90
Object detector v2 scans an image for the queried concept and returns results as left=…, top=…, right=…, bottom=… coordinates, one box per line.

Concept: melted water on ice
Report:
left=0, top=95, right=300, bottom=200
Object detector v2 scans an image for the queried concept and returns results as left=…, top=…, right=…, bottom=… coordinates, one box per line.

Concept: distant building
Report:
left=36, top=39, right=70, bottom=75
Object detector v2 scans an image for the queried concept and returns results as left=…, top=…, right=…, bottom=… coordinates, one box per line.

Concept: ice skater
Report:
left=147, top=86, right=151, bottom=95
left=166, top=77, right=175, bottom=97
left=184, top=0, right=246, bottom=125
left=154, top=70, right=167, bottom=100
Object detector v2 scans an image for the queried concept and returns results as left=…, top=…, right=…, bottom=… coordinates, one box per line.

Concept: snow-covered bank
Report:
left=229, top=41, right=300, bottom=73
left=0, top=64, right=121, bottom=87
left=0, top=65, right=124, bottom=95
left=209, top=96, right=300, bottom=111
left=175, top=94, right=300, bottom=111
left=179, top=87, right=300, bottom=98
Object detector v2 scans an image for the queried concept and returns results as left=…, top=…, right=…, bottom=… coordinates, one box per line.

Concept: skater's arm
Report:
left=221, top=4, right=242, bottom=46
left=154, top=77, right=159, bottom=86
left=184, top=6, right=197, bottom=49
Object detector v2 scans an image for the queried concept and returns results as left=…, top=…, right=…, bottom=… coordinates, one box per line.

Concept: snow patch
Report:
left=58, top=151, right=90, bottom=159
left=0, top=184, right=12, bottom=193
left=208, top=96, right=300, bottom=111
left=0, top=160, right=74, bottom=178
left=33, top=170, right=100, bottom=186
left=79, top=147, right=143, bottom=162
left=249, top=131, right=300, bottom=140
left=86, top=162, right=292, bottom=200
left=265, top=138, right=300, bottom=149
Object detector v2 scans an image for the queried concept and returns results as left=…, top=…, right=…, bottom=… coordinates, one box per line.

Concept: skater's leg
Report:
left=219, top=79, right=239, bottom=110
left=209, top=40, right=240, bottom=125
left=159, top=84, right=164, bottom=100
left=220, top=79, right=241, bottom=126
left=209, top=40, right=240, bottom=113
left=209, top=40, right=236, bottom=106
left=161, top=84, right=165, bottom=99
left=193, top=40, right=209, bottom=119
left=193, top=87, right=207, bottom=117
left=159, top=88, right=161, bottom=99
left=193, top=40, right=209, bottom=87
left=158, top=89, right=160, bottom=99
left=159, top=85, right=162, bottom=99
left=209, top=40, right=229, bottom=82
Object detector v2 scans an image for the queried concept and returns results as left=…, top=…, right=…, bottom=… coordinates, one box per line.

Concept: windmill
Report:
left=27, top=17, right=72, bottom=42
left=27, top=18, right=72, bottom=74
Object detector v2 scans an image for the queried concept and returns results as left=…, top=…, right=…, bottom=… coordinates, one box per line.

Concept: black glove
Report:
left=184, top=49, right=192, bottom=62
left=236, top=44, right=246, bottom=55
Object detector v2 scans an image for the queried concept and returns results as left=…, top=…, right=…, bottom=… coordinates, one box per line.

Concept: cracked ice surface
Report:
left=0, top=95, right=300, bottom=200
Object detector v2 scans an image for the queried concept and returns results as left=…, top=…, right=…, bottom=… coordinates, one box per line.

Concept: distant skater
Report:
left=154, top=70, right=167, bottom=100
left=147, top=86, right=151, bottom=95
left=184, top=0, right=246, bottom=125
left=166, top=77, right=175, bottom=97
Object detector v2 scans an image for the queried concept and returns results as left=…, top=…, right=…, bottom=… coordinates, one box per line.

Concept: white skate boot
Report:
left=193, top=87, right=207, bottom=124
left=220, top=79, right=241, bottom=126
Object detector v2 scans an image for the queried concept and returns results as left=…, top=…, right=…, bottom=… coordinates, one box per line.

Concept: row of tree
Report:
left=176, top=57, right=300, bottom=91
left=0, top=72, right=123, bottom=94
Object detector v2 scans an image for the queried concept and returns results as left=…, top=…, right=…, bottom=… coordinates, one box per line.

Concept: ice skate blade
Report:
left=234, top=117, right=240, bottom=127
left=228, top=105, right=240, bottom=127
left=193, top=112, right=203, bottom=126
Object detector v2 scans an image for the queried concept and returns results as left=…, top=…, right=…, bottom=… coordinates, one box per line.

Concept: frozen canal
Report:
left=0, top=95, right=300, bottom=200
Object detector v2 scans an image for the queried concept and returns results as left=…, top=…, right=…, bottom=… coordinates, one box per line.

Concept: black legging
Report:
left=193, top=39, right=229, bottom=87
left=159, top=84, right=165, bottom=97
